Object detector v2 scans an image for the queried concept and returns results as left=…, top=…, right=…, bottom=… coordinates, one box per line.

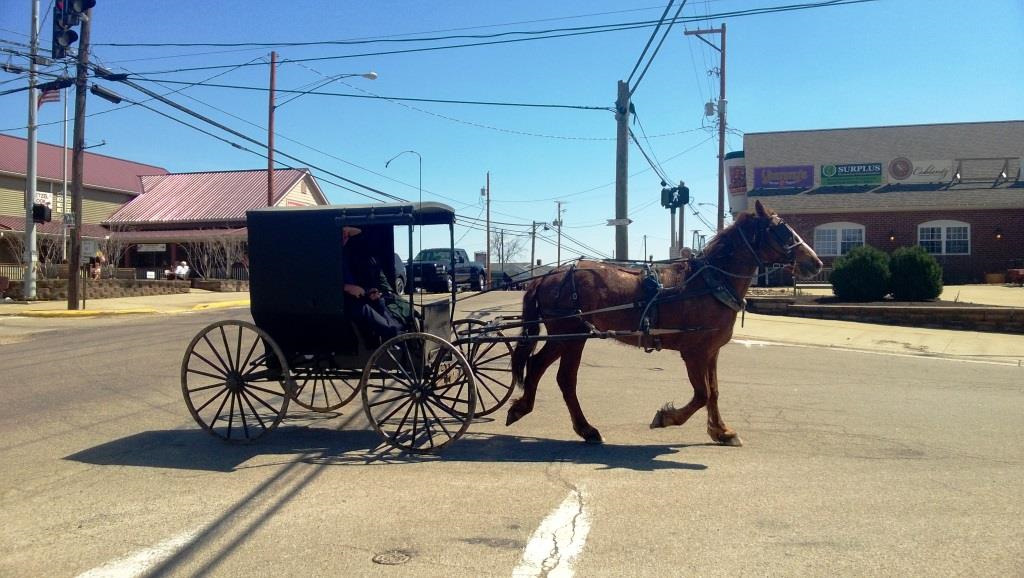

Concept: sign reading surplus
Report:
left=753, top=165, right=814, bottom=189
left=820, top=162, right=882, bottom=185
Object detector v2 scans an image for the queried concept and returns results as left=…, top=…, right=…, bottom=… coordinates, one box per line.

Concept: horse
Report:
left=507, top=200, right=823, bottom=446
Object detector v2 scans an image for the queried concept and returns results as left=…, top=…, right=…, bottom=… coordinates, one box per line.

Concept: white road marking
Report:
left=513, top=488, right=591, bottom=578
left=731, top=339, right=1022, bottom=367
left=76, top=529, right=200, bottom=578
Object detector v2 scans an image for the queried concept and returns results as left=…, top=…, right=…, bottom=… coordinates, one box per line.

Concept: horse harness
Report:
left=536, top=258, right=745, bottom=352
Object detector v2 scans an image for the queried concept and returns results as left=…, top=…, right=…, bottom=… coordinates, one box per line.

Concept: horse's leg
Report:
left=649, top=352, right=707, bottom=429
left=650, top=350, right=742, bottom=446
left=554, top=341, right=602, bottom=444
left=506, top=342, right=562, bottom=426
left=703, top=351, right=742, bottom=446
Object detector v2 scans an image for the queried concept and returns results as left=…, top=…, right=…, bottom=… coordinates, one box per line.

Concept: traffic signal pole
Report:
left=67, top=7, right=91, bottom=310
left=23, top=0, right=39, bottom=300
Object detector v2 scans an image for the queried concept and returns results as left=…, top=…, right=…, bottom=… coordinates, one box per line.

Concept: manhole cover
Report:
left=372, top=550, right=412, bottom=565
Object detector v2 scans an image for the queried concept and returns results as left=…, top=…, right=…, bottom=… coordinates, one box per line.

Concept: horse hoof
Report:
left=716, top=433, right=743, bottom=447
left=649, top=410, right=665, bottom=429
left=580, top=428, right=604, bottom=444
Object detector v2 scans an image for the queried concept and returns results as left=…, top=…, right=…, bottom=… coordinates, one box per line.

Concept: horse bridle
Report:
left=737, top=215, right=809, bottom=268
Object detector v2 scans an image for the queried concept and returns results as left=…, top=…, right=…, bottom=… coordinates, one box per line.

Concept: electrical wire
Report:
left=629, top=1, right=688, bottom=97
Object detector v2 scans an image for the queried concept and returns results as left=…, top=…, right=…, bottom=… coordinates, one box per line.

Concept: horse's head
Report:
left=747, top=200, right=823, bottom=279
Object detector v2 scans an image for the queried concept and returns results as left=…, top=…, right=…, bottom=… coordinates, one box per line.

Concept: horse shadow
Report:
left=65, top=421, right=706, bottom=473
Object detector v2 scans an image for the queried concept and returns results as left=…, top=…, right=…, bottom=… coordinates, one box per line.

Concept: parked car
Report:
left=409, top=248, right=486, bottom=292
left=393, top=253, right=407, bottom=294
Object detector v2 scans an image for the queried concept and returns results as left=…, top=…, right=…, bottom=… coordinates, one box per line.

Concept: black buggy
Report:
left=180, top=203, right=515, bottom=453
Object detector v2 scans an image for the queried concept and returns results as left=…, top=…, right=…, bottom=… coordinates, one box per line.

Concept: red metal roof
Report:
left=0, top=133, right=168, bottom=195
left=0, top=215, right=110, bottom=238
left=105, top=169, right=309, bottom=225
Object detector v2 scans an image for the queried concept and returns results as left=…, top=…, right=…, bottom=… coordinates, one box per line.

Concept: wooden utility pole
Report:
left=484, top=172, right=490, bottom=288
left=67, top=8, right=91, bottom=310
left=267, top=51, right=276, bottom=206
left=685, top=23, right=726, bottom=231
left=614, top=80, right=630, bottom=260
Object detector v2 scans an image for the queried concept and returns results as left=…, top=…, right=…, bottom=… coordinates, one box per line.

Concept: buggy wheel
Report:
left=289, top=355, right=360, bottom=412
left=452, top=319, right=514, bottom=416
left=181, top=320, right=292, bottom=442
left=361, top=332, right=476, bottom=454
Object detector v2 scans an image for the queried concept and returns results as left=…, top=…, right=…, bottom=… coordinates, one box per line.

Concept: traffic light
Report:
left=32, top=203, right=52, bottom=224
left=660, top=182, right=690, bottom=209
left=51, top=0, right=95, bottom=59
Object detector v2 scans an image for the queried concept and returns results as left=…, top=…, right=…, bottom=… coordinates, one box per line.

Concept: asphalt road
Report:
left=0, top=294, right=1021, bottom=576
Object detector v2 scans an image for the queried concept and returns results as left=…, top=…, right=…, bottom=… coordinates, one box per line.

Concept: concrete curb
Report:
left=9, top=308, right=160, bottom=318
left=190, top=300, right=250, bottom=311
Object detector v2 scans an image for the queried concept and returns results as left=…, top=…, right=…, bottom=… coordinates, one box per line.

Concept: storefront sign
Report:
left=137, top=243, right=167, bottom=252
left=887, top=158, right=953, bottom=183
left=35, top=191, right=53, bottom=207
left=753, top=165, right=814, bottom=189
left=820, top=162, right=882, bottom=185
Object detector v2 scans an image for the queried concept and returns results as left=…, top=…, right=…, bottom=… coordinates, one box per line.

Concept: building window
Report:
left=918, top=220, right=970, bottom=255
left=813, top=222, right=864, bottom=256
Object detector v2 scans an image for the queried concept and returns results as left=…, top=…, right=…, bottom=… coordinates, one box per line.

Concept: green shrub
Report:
left=830, top=245, right=890, bottom=301
left=890, top=245, right=943, bottom=301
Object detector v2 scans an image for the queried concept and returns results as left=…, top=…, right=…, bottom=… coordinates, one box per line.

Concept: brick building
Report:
left=727, top=120, right=1024, bottom=282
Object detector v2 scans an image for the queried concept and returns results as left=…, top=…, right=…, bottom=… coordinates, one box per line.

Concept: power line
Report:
left=626, top=1, right=676, bottom=87
left=126, top=78, right=612, bottom=112
left=109, top=1, right=876, bottom=76
left=629, top=1, right=688, bottom=97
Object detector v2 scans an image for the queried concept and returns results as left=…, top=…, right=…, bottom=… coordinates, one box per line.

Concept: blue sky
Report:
left=2, top=0, right=1022, bottom=264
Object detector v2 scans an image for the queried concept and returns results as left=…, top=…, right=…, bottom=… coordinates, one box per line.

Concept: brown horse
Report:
left=507, top=200, right=822, bottom=446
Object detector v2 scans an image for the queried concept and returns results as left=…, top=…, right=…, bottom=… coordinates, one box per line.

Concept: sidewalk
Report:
left=0, top=289, right=249, bottom=317
left=738, top=284, right=1024, bottom=365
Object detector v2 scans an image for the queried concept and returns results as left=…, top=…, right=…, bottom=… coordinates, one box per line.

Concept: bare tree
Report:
left=99, top=223, right=135, bottom=277
left=490, top=230, right=525, bottom=267
left=182, top=230, right=247, bottom=279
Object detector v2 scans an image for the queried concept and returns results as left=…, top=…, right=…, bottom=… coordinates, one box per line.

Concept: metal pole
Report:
left=530, top=222, right=537, bottom=277
left=678, top=181, right=686, bottom=254
left=23, top=0, right=39, bottom=300
left=717, top=23, right=727, bottom=232
left=669, top=207, right=676, bottom=259
left=267, top=51, right=276, bottom=207
left=614, top=80, right=630, bottom=260
left=67, top=6, right=91, bottom=310
left=555, top=201, right=564, bottom=265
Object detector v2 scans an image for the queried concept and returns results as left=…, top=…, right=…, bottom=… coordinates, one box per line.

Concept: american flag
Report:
left=37, top=87, right=61, bottom=109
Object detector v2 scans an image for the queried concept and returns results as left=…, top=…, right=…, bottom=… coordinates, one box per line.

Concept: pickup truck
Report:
left=408, top=248, right=487, bottom=292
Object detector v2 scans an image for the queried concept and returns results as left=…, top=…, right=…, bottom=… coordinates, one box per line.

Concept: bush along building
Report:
left=726, top=120, right=1024, bottom=283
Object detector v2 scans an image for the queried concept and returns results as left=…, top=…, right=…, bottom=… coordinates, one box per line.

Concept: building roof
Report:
left=0, top=215, right=110, bottom=238
left=752, top=182, right=1023, bottom=214
left=105, top=168, right=314, bottom=225
left=0, top=133, right=168, bottom=195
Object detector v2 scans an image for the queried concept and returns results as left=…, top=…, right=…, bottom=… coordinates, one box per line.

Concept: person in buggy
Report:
left=340, top=226, right=413, bottom=344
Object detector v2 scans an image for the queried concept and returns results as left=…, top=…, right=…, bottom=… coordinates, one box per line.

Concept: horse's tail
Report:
left=511, top=285, right=541, bottom=389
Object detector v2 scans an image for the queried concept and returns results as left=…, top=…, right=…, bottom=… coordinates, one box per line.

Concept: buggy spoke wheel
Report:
left=289, top=355, right=360, bottom=412
left=361, top=332, right=475, bottom=454
left=452, top=319, right=514, bottom=416
left=181, top=320, right=292, bottom=443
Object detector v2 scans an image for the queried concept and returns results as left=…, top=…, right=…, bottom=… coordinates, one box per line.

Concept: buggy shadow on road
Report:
left=65, top=421, right=707, bottom=473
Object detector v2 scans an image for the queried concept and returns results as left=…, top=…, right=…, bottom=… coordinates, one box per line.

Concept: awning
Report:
left=111, top=227, right=248, bottom=243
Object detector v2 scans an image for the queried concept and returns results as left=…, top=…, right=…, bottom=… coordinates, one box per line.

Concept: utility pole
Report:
left=532, top=220, right=548, bottom=276
left=67, top=5, right=91, bottom=310
left=678, top=180, right=686, bottom=253
left=498, top=229, right=505, bottom=271
left=61, top=69, right=69, bottom=262
left=685, top=23, right=726, bottom=231
left=483, top=172, right=490, bottom=288
left=614, top=80, right=630, bottom=260
left=23, top=0, right=40, bottom=300
left=267, top=51, right=276, bottom=206
left=554, top=200, right=565, bottom=265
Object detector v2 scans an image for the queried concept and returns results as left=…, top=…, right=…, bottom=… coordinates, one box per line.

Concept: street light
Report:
left=274, top=71, right=377, bottom=109
left=385, top=150, right=422, bottom=264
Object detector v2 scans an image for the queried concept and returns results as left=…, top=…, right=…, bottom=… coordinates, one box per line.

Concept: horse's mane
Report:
left=698, top=212, right=753, bottom=261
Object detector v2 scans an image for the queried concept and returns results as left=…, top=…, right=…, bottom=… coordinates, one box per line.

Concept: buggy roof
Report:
left=247, top=201, right=455, bottom=227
